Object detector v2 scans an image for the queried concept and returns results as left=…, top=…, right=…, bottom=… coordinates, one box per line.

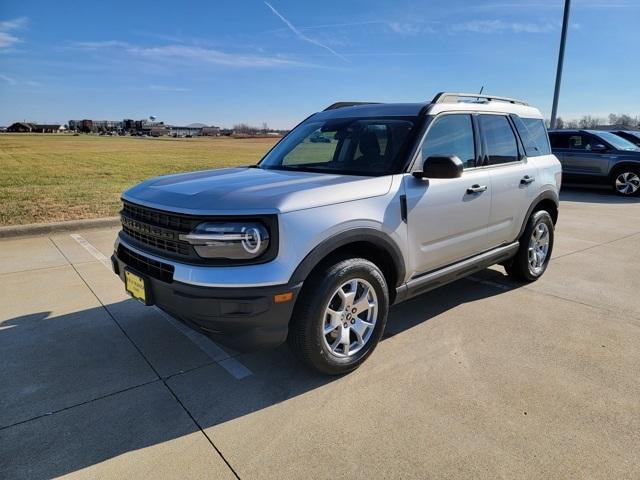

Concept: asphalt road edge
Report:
left=0, top=217, right=120, bottom=239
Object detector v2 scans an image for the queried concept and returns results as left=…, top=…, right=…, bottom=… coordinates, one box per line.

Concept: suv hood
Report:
left=123, top=167, right=393, bottom=215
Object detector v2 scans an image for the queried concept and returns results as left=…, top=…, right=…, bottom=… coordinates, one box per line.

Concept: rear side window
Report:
left=479, top=115, right=519, bottom=165
left=512, top=116, right=551, bottom=156
left=549, top=132, right=569, bottom=149
left=421, top=114, right=476, bottom=168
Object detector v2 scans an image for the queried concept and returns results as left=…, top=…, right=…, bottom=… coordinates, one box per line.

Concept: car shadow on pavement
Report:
left=0, top=271, right=522, bottom=479
left=560, top=186, right=640, bottom=203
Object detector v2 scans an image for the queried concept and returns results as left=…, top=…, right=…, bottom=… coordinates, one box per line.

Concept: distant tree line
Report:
left=548, top=113, right=640, bottom=129
left=231, top=122, right=287, bottom=136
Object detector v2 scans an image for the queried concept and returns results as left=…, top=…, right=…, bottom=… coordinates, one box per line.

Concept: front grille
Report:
left=122, top=225, right=190, bottom=255
left=118, top=244, right=174, bottom=283
left=119, top=200, right=279, bottom=265
left=120, top=201, right=195, bottom=260
left=122, top=202, right=198, bottom=231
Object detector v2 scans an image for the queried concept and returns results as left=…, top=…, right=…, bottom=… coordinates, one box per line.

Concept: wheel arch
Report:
left=609, top=162, right=640, bottom=179
left=289, top=229, right=406, bottom=302
left=518, top=190, right=559, bottom=238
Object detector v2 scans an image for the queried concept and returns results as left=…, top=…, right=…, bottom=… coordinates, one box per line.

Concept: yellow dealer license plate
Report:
left=125, top=270, right=147, bottom=304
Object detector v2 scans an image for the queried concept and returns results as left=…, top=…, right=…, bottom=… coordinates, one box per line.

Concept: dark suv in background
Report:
left=549, top=129, right=640, bottom=196
left=611, top=130, right=640, bottom=148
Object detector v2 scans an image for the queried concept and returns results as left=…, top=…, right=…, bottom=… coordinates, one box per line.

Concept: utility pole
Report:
left=550, top=0, right=571, bottom=129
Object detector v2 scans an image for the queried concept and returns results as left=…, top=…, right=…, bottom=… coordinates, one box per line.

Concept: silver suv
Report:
left=112, top=92, right=561, bottom=374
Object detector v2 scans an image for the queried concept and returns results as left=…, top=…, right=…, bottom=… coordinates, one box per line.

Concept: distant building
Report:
left=169, top=126, right=202, bottom=137
left=7, top=122, right=65, bottom=133
left=201, top=126, right=221, bottom=136
left=7, top=122, right=34, bottom=133
left=32, top=124, right=65, bottom=133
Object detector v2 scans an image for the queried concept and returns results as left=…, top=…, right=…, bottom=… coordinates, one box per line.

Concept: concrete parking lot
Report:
left=1, top=188, right=639, bottom=480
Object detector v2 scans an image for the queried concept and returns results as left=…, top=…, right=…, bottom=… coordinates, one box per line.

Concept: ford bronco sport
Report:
left=112, top=92, right=561, bottom=374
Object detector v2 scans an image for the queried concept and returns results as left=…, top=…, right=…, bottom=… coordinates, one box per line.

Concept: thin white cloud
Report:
left=0, top=73, right=16, bottom=84
left=149, top=84, right=190, bottom=92
left=71, top=40, right=130, bottom=49
left=129, top=44, right=313, bottom=68
left=0, top=17, right=27, bottom=49
left=263, top=2, right=348, bottom=62
left=451, top=19, right=555, bottom=34
left=388, top=22, right=435, bottom=36
left=0, top=17, right=28, bottom=31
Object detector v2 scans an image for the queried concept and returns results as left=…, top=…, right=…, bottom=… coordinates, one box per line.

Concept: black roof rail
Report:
left=431, top=92, right=529, bottom=106
left=323, top=101, right=381, bottom=111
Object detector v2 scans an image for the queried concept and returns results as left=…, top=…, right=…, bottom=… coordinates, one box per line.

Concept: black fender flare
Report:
left=518, top=189, right=559, bottom=238
left=289, top=228, right=406, bottom=287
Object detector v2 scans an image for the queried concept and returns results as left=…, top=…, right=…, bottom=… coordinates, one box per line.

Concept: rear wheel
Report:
left=612, top=168, right=640, bottom=197
left=505, top=210, right=554, bottom=282
left=288, top=258, right=389, bottom=375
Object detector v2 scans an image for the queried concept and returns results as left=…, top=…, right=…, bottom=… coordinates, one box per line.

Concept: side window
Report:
left=549, top=132, right=569, bottom=149
left=512, top=116, right=551, bottom=156
left=568, top=134, right=598, bottom=151
left=480, top=115, right=519, bottom=165
left=421, top=114, right=476, bottom=169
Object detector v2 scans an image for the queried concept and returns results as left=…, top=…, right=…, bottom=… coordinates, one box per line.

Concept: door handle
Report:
left=466, top=184, right=488, bottom=194
left=520, top=175, right=535, bottom=185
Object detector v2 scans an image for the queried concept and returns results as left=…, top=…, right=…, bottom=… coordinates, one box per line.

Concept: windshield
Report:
left=596, top=131, right=640, bottom=151
left=259, top=117, right=416, bottom=175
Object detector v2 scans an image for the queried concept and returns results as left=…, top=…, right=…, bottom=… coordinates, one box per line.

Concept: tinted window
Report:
left=480, top=115, right=519, bottom=165
left=421, top=114, right=475, bottom=168
left=567, top=134, right=593, bottom=150
left=549, top=132, right=569, bottom=149
left=512, top=117, right=551, bottom=156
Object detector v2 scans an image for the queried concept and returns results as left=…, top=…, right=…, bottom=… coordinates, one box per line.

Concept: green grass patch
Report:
left=0, top=134, right=277, bottom=225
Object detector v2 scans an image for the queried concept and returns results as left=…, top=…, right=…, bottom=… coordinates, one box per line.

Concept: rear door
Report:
left=479, top=114, right=538, bottom=247
left=404, top=113, right=491, bottom=275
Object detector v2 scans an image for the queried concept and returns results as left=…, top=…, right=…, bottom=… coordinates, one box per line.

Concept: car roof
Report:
left=312, top=92, right=544, bottom=121
left=548, top=129, right=603, bottom=134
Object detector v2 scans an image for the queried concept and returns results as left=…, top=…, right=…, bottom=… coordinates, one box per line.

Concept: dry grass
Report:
left=0, top=134, right=277, bottom=226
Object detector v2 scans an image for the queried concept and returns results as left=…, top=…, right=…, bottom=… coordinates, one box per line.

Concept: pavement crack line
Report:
left=0, top=379, right=160, bottom=432
left=50, top=236, right=242, bottom=479
left=552, top=230, right=640, bottom=260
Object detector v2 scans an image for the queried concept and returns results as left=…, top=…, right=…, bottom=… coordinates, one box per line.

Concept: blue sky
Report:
left=0, top=0, right=638, bottom=128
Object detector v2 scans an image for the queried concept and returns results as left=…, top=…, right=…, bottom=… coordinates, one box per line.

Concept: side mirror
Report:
left=413, top=155, right=464, bottom=179
left=591, top=143, right=607, bottom=152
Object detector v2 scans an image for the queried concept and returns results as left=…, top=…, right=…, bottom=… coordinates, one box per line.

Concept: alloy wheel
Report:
left=528, top=222, right=550, bottom=275
left=615, top=171, right=640, bottom=195
left=322, top=278, right=378, bottom=357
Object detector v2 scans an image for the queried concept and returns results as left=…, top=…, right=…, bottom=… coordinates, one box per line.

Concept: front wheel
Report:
left=288, top=258, right=389, bottom=375
left=612, top=168, right=640, bottom=197
left=505, top=210, right=554, bottom=282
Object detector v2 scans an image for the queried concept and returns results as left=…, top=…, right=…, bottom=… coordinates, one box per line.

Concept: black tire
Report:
left=505, top=210, right=554, bottom=282
left=287, top=258, right=389, bottom=375
left=611, top=167, right=640, bottom=197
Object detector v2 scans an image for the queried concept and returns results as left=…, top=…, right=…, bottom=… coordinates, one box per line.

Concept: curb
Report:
left=0, top=217, right=120, bottom=239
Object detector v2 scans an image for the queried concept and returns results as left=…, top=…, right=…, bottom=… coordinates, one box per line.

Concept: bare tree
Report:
left=261, top=122, right=269, bottom=134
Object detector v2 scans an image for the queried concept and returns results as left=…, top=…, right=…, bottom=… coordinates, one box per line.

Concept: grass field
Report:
left=0, top=134, right=277, bottom=226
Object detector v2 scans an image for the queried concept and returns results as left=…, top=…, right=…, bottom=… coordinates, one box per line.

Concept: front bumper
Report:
left=111, top=247, right=302, bottom=352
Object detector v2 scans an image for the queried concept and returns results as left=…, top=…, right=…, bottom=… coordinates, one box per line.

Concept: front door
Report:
left=404, top=113, right=492, bottom=276
left=563, top=133, right=613, bottom=179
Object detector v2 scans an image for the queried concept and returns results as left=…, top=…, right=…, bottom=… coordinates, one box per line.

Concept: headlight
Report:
left=179, top=222, right=270, bottom=260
